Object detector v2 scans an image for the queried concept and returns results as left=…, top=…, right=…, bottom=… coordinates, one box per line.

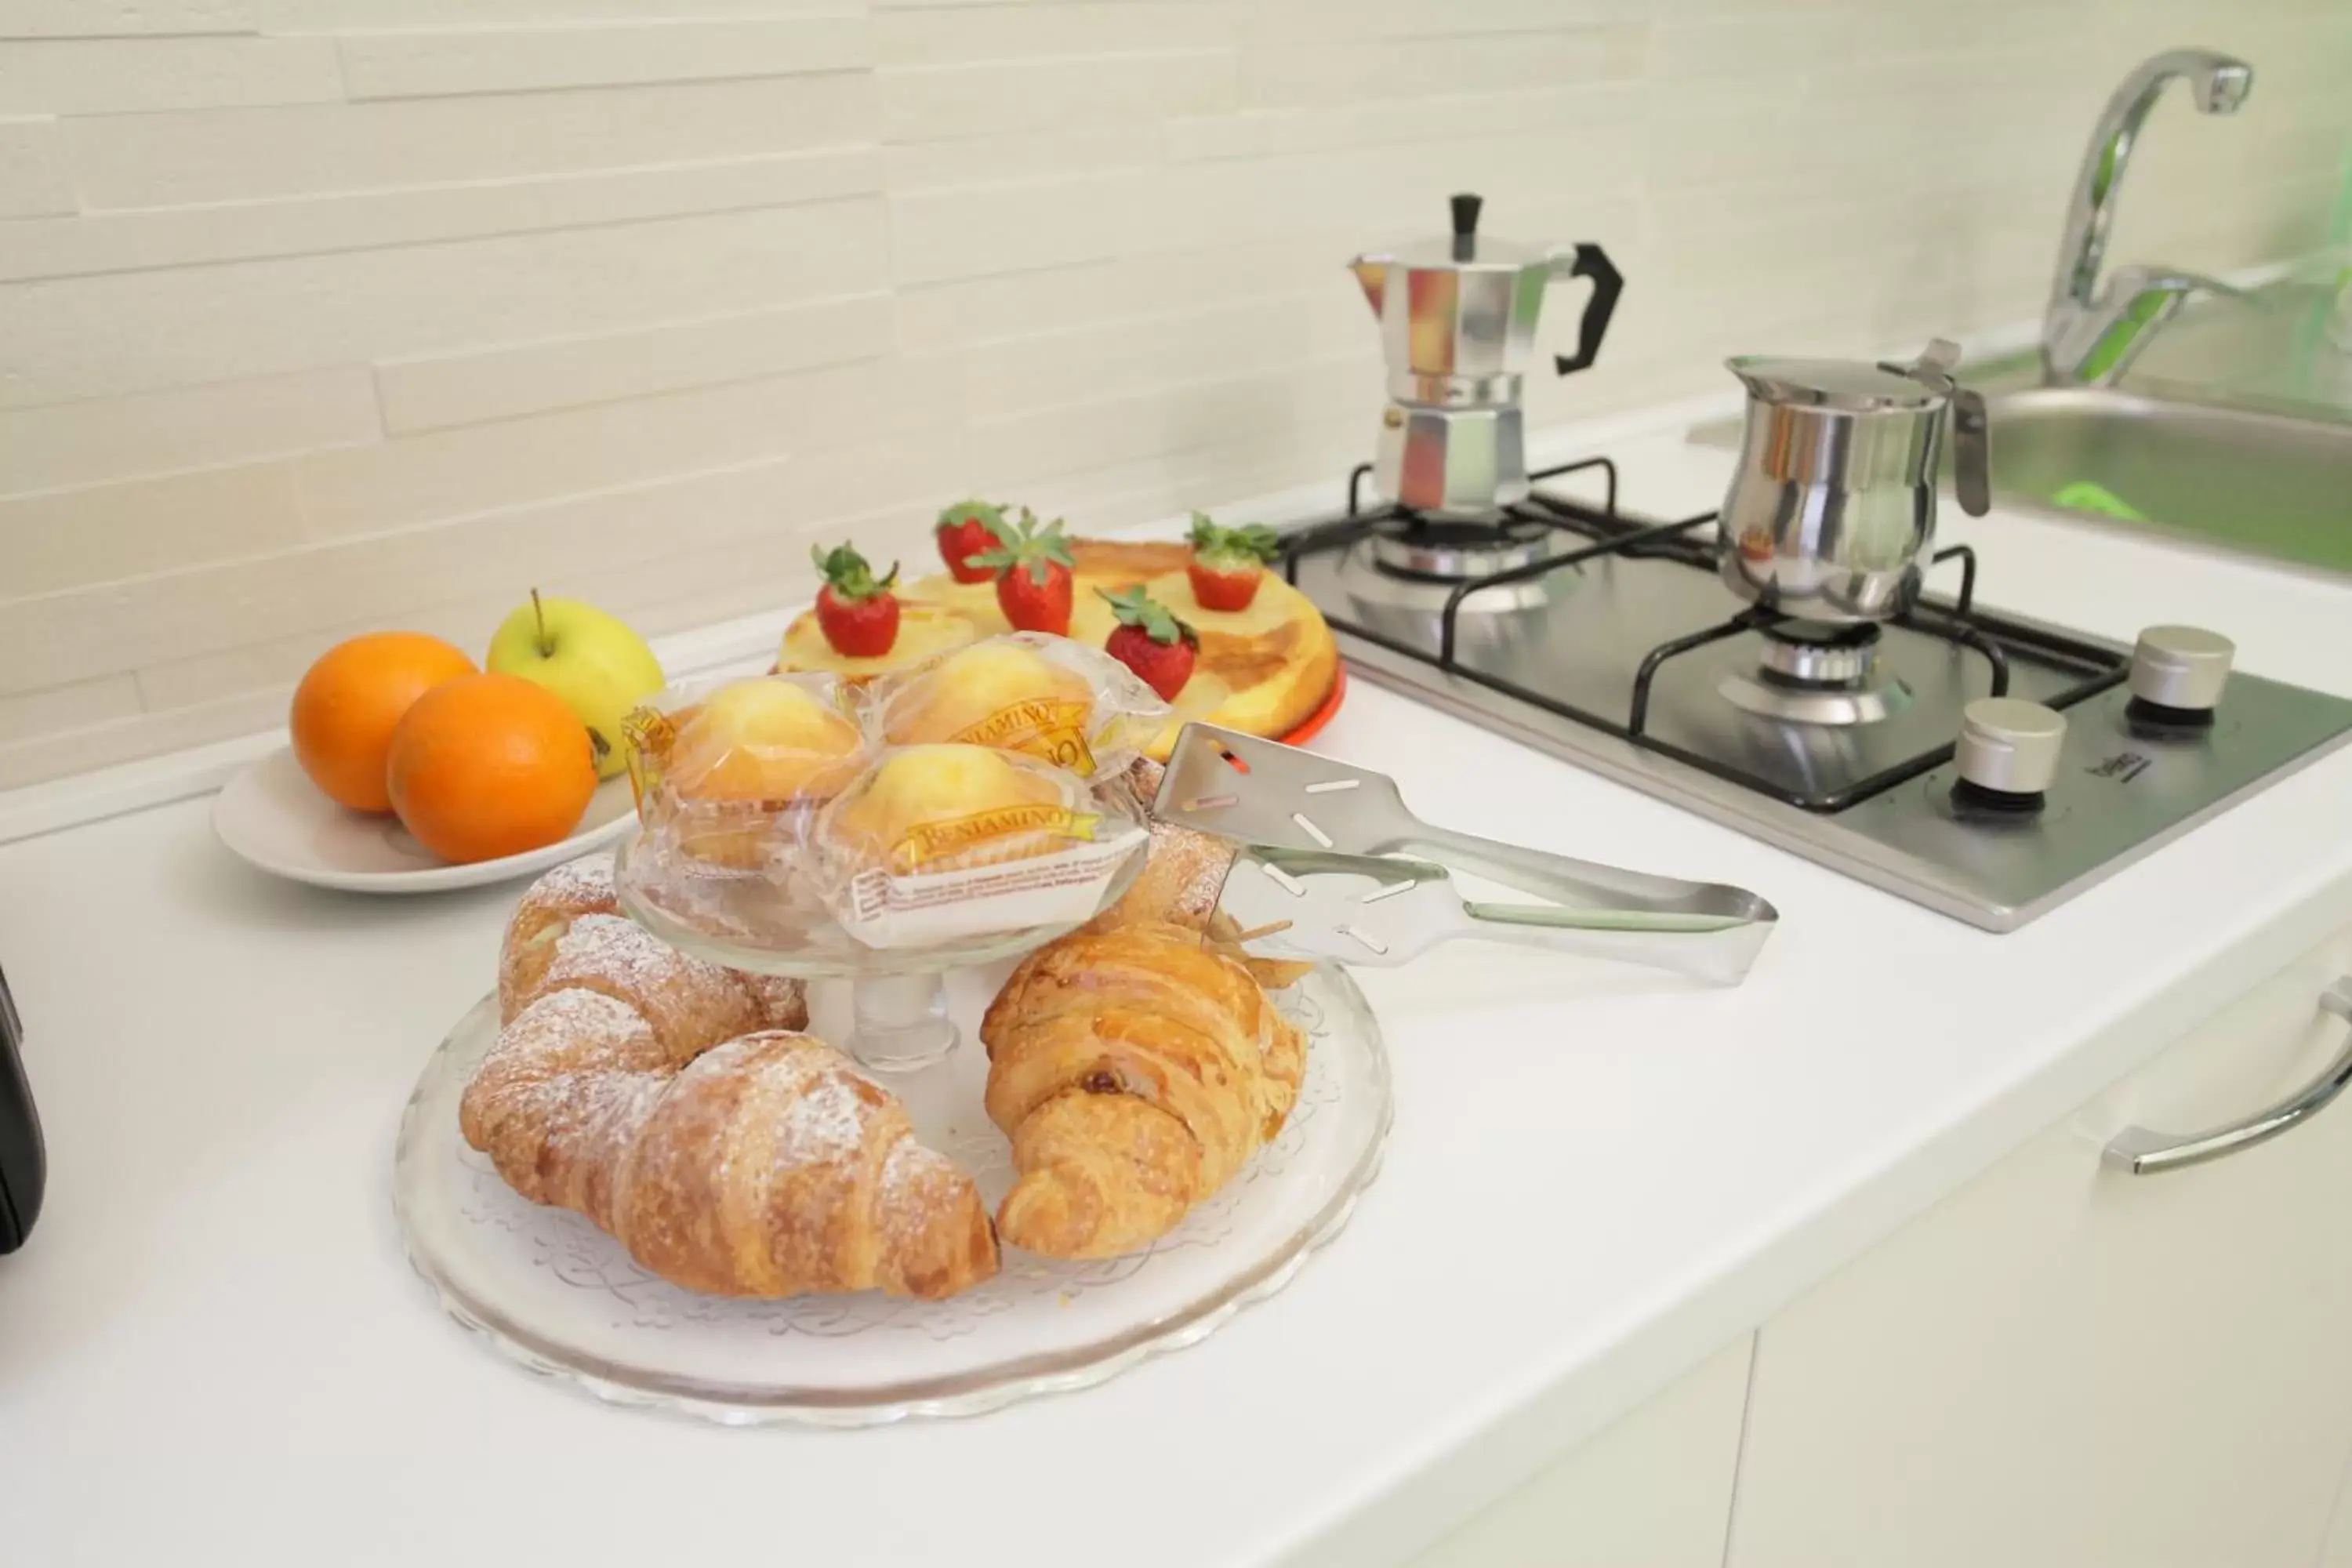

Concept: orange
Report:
left=289, top=632, right=477, bottom=813
left=387, top=673, right=597, bottom=865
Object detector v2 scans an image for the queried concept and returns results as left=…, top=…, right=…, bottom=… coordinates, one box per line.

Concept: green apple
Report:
left=486, top=591, right=664, bottom=779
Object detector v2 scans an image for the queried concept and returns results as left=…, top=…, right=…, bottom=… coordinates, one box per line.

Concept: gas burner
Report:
left=1722, top=620, right=1912, bottom=726
left=1719, top=665, right=1914, bottom=728
left=1368, top=518, right=1560, bottom=581
left=1758, top=620, right=1880, bottom=685
left=1339, top=514, right=1576, bottom=617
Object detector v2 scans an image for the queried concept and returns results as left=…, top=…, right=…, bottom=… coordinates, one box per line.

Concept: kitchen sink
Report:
left=1980, top=387, right=2352, bottom=576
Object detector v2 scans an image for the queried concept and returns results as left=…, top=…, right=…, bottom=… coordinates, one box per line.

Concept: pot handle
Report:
left=1949, top=384, right=1992, bottom=517
left=1885, top=338, right=1993, bottom=517
left=1550, top=243, right=1624, bottom=377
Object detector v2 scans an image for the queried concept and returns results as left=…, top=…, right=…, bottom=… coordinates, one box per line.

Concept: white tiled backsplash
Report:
left=1, top=0, right=2346, bottom=788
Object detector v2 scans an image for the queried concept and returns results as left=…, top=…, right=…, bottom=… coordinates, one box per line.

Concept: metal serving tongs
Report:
left=1155, top=724, right=1779, bottom=985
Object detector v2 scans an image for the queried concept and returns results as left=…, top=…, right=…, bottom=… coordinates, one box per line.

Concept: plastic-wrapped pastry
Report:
left=625, top=673, right=866, bottom=869
left=823, top=743, right=1097, bottom=877
left=866, top=633, right=1165, bottom=778
left=814, top=744, right=1149, bottom=948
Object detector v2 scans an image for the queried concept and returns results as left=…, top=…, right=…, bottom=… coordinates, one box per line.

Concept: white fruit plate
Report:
left=211, top=747, right=637, bottom=895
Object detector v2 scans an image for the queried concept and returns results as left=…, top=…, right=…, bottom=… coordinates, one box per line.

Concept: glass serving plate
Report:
left=393, top=964, right=1391, bottom=1427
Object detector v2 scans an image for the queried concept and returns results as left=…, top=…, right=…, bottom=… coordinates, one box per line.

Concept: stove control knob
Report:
left=2130, top=625, right=2234, bottom=714
left=1955, top=698, right=2067, bottom=802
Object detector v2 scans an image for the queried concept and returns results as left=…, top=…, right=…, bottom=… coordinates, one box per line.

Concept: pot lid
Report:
left=1726, top=354, right=1949, bottom=412
left=1381, top=192, right=1548, bottom=271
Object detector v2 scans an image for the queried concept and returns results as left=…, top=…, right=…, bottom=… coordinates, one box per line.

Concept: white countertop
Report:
left=5, top=421, right=2352, bottom=1568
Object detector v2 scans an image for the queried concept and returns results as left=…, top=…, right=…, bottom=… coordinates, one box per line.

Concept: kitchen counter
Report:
left=5, top=418, right=2351, bottom=1568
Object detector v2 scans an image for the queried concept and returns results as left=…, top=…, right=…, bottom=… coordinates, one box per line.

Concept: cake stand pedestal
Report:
left=611, top=826, right=1141, bottom=1074
left=841, top=972, right=958, bottom=1071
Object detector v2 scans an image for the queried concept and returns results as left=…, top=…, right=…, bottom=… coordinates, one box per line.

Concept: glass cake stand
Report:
left=610, top=824, right=1146, bottom=1073
left=393, top=963, right=1392, bottom=1426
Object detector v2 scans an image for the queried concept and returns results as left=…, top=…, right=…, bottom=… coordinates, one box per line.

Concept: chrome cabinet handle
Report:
left=2103, top=979, right=2352, bottom=1176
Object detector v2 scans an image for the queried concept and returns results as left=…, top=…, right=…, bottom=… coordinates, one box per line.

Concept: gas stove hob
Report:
left=1279, top=459, right=2352, bottom=931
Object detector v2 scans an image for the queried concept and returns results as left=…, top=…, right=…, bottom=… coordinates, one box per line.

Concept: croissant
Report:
left=1087, top=760, right=1312, bottom=990
left=464, top=869, right=994, bottom=1300
left=978, top=923, right=1305, bottom=1258
left=615, top=1029, right=996, bottom=1299
left=1085, top=814, right=1231, bottom=936
left=496, top=853, right=807, bottom=1037
left=498, top=852, right=621, bottom=1017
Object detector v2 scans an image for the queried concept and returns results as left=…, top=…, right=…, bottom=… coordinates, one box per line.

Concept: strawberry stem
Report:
left=969, top=508, right=1076, bottom=583
left=1189, top=514, right=1282, bottom=566
left=813, top=542, right=896, bottom=601
left=1097, top=585, right=1194, bottom=646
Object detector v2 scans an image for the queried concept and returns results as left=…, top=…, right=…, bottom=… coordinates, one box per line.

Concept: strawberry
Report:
left=934, top=499, right=1008, bottom=585
left=811, top=542, right=900, bottom=658
left=970, top=508, right=1077, bottom=635
left=1186, top=513, right=1282, bottom=612
left=1098, top=586, right=1197, bottom=702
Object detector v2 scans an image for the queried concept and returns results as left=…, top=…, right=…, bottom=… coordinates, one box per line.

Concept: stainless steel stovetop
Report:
left=1279, top=460, right=2352, bottom=931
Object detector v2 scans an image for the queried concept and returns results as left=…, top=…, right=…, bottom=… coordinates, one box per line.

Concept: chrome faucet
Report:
left=2043, top=49, right=2252, bottom=386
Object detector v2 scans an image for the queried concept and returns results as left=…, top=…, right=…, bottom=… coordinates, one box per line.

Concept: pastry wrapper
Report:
left=813, top=745, right=1146, bottom=949
left=609, top=672, right=873, bottom=949
left=617, top=672, right=1147, bottom=954
left=622, top=673, right=869, bottom=866
left=859, top=633, right=1168, bottom=778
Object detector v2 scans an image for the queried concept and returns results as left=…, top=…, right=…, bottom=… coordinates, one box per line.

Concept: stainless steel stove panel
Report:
left=1303, top=544, right=2092, bottom=806
left=1290, top=495, right=2352, bottom=931
left=1850, top=676, right=2352, bottom=924
left=1329, top=631, right=2352, bottom=930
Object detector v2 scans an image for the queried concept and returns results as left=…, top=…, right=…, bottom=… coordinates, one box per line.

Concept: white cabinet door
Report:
left=1407, top=1336, right=1751, bottom=1568
left=1730, top=924, right=2352, bottom=1568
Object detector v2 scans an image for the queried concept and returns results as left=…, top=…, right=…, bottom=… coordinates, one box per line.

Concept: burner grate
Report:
left=1279, top=459, right=2129, bottom=813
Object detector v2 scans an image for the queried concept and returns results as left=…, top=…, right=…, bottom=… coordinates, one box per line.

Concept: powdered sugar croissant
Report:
left=463, top=863, right=996, bottom=1300
left=495, top=851, right=808, bottom=1034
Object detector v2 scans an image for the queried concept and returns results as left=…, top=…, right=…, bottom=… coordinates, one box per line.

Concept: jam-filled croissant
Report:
left=978, top=923, right=1304, bottom=1259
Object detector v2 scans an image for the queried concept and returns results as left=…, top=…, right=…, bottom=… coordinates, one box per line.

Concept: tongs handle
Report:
left=1461, top=902, right=1755, bottom=934
left=1406, top=822, right=1775, bottom=920
left=1455, top=900, right=1773, bottom=985
left=1408, top=825, right=1779, bottom=985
